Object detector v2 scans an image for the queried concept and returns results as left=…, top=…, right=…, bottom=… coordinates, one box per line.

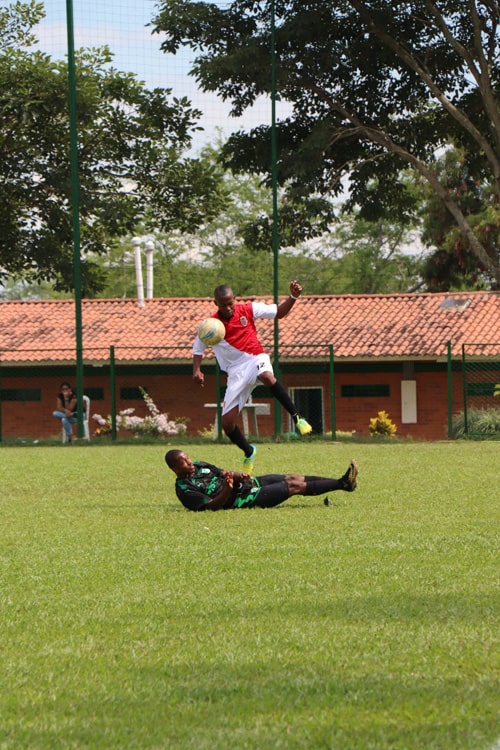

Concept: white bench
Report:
left=204, top=400, right=271, bottom=440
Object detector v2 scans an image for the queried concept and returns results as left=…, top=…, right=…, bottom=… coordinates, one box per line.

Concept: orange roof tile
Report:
left=0, top=292, right=498, bottom=365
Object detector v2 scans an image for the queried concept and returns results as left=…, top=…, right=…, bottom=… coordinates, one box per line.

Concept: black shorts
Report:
left=254, top=474, right=290, bottom=508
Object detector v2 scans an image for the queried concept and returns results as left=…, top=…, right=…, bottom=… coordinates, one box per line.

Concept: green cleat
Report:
left=243, top=444, right=257, bottom=474
left=296, top=417, right=312, bottom=436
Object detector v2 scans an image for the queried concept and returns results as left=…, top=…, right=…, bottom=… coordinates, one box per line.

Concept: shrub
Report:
left=452, top=407, right=500, bottom=438
left=369, top=410, right=397, bottom=437
left=93, top=388, right=188, bottom=438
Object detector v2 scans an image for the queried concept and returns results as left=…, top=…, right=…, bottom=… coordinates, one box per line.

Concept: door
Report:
left=289, top=387, right=324, bottom=434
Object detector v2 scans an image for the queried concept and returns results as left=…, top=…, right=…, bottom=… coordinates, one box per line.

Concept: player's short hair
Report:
left=214, top=284, right=233, bottom=300
left=165, top=449, right=184, bottom=469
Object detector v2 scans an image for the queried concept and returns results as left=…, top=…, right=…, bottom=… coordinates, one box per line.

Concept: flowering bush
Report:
left=369, top=410, right=397, bottom=437
left=93, top=388, right=188, bottom=438
left=92, top=415, right=113, bottom=437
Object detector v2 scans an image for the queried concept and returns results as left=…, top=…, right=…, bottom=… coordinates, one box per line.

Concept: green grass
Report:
left=1, top=442, right=498, bottom=749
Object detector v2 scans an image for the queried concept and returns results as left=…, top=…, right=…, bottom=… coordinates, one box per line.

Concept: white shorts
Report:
left=222, top=353, right=274, bottom=415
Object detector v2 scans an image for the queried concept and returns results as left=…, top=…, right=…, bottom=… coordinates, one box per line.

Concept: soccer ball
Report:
left=197, top=317, right=225, bottom=346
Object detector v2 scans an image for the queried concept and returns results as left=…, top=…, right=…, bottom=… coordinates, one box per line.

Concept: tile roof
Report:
left=0, top=291, right=498, bottom=365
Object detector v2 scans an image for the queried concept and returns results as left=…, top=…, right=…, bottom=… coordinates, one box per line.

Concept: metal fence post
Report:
left=329, top=345, right=336, bottom=440
left=110, top=345, right=117, bottom=440
left=66, top=0, right=84, bottom=438
left=0, top=358, right=2, bottom=442
left=447, top=340, right=453, bottom=438
left=215, top=360, right=222, bottom=440
left=461, top=343, right=468, bottom=436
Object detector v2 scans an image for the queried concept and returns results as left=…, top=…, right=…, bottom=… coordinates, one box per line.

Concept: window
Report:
left=0, top=388, right=41, bottom=401
left=84, top=387, right=104, bottom=400
left=467, top=383, right=496, bottom=397
left=120, top=386, right=148, bottom=399
left=341, top=384, right=390, bottom=398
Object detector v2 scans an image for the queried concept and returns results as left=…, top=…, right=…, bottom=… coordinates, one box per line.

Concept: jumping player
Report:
left=192, top=280, right=312, bottom=473
left=165, top=450, right=358, bottom=511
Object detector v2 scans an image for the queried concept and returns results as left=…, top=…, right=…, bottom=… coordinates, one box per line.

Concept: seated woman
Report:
left=53, top=381, right=78, bottom=443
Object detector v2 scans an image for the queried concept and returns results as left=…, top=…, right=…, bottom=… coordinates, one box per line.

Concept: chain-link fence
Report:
left=461, top=343, right=500, bottom=436
left=3, top=336, right=500, bottom=441
left=0, top=343, right=338, bottom=441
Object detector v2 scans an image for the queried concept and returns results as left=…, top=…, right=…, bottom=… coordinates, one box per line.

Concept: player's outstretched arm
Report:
left=276, top=279, right=302, bottom=319
left=192, top=354, right=205, bottom=386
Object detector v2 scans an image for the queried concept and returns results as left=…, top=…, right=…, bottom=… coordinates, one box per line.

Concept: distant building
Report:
left=0, top=292, right=498, bottom=440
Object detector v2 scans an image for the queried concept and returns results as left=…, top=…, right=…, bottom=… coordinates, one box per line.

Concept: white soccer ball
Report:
left=197, top=317, right=225, bottom=346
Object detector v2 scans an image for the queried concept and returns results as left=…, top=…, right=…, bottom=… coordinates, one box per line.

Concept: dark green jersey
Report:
left=175, top=461, right=262, bottom=511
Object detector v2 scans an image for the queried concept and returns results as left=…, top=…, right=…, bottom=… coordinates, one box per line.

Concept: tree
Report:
left=152, top=0, right=500, bottom=288
left=91, top=137, right=332, bottom=298
left=88, top=137, right=276, bottom=298
left=0, top=1, right=226, bottom=295
left=91, top=139, right=425, bottom=298
left=296, top=215, right=425, bottom=294
left=419, top=148, right=499, bottom=290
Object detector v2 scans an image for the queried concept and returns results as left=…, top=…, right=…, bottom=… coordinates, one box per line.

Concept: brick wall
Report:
left=0, top=363, right=468, bottom=441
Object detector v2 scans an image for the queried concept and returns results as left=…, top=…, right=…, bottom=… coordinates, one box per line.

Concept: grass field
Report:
left=1, top=441, right=498, bottom=749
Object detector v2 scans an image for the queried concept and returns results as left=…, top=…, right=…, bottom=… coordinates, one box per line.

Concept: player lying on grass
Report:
left=192, top=280, right=312, bottom=474
left=165, top=450, right=358, bottom=512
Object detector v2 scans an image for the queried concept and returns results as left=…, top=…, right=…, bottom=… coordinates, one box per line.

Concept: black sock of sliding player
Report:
left=226, top=425, right=253, bottom=456
left=304, top=476, right=342, bottom=494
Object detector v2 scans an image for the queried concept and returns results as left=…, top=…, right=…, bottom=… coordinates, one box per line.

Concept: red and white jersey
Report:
left=193, top=301, right=277, bottom=373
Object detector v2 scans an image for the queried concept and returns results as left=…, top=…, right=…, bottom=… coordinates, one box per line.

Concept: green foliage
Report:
left=451, top=407, right=500, bottom=438
left=240, top=195, right=335, bottom=251
left=369, top=409, right=397, bottom=437
left=1, top=442, right=498, bottom=748
left=90, top=137, right=275, bottom=298
left=0, top=0, right=44, bottom=49
left=95, top=141, right=425, bottom=299
left=420, top=149, right=499, bottom=290
left=153, top=0, right=500, bottom=287
left=301, top=210, right=425, bottom=294
left=0, top=2, right=226, bottom=295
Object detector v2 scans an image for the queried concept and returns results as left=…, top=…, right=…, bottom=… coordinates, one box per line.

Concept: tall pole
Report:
left=270, top=0, right=282, bottom=436
left=447, top=340, right=453, bottom=438
left=66, top=0, right=84, bottom=436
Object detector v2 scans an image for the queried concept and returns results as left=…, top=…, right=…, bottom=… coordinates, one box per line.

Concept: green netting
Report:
left=36, top=0, right=276, bottom=154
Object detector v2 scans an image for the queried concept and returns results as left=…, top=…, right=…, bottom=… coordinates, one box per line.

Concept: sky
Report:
left=32, top=0, right=291, bottom=154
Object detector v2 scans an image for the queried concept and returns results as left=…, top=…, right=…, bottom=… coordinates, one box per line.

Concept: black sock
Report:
left=269, top=381, right=298, bottom=420
left=226, top=425, right=253, bottom=456
left=304, top=476, right=342, bottom=494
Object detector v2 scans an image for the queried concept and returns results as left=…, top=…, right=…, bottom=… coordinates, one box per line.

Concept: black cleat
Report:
left=341, top=460, right=358, bottom=491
